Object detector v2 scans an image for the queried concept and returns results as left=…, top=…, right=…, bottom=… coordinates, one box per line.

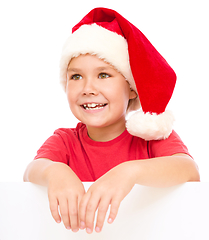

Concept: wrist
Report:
left=121, top=161, right=141, bottom=185
left=43, top=162, right=69, bottom=185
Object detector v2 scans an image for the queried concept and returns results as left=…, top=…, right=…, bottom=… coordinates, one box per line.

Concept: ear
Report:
left=129, top=88, right=137, bottom=100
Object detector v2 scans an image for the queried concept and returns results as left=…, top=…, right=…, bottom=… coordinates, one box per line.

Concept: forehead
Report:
left=68, top=54, right=115, bottom=71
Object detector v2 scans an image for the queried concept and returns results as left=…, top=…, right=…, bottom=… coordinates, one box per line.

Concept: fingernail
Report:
left=108, top=218, right=113, bottom=224
left=86, top=228, right=92, bottom=234
left=80, top=221, right=85, bottom=229
left=95, top=227, right=101, bottom=232
left=72, top=228, right=79, bottom=232
left=66, top=226, right=71, bottom=230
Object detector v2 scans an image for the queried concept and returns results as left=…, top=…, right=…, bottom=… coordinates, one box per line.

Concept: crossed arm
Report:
left=23, top=154, right=200, bottom=234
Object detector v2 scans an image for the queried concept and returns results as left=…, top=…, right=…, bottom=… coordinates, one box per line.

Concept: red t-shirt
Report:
left=34, top=122, right=191, bottom=181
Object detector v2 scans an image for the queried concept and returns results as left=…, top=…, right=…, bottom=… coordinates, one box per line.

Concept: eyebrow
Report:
left=67, top=67, right=82, bottom=72
left=95, top=66, right=114, bottom=71
left=67, top=66, right=114, bottom=72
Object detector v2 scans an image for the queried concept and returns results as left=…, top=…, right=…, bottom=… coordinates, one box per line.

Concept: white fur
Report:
left=126, top=110, right=175, bottom=141
left=59, top=24, right=137, bottom=92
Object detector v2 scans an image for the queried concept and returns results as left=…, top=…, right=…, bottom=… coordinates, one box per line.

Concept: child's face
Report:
left=66, top=54, right=136, bottom=137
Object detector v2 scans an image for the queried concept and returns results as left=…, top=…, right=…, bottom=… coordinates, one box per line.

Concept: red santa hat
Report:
left=60, top=7, right=176, bottom=141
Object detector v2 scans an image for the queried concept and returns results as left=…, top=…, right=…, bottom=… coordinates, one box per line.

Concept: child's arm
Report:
left=23, top=158, right=85, bottom=232
left=79, top=153, right=200, bottom=233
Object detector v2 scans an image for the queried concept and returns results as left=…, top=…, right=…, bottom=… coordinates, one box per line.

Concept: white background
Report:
left=0, top=0, right=208, bottom=182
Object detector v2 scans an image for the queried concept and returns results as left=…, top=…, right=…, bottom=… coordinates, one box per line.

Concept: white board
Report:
left=0, top=182, right=209, bottom=239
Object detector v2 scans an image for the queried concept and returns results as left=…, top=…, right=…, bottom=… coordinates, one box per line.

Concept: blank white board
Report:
left=0, top=182, right=209, bottom=239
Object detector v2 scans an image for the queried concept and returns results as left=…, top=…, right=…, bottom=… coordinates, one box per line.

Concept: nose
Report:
left=82, top=78, right=99, bottom=96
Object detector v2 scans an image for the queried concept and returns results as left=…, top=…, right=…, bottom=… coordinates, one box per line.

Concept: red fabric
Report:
left=72, top=8, right=176, bottom=114
left=34, top=123, right=191, bottom=181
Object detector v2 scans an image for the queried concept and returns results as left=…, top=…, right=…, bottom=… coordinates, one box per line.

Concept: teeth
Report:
left=88, top=103, right=97, bottom=108
left=83, top=103, right=106, bottom=110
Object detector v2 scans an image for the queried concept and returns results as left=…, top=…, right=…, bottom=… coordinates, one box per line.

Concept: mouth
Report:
left=81, top=103, right=108, bottom=110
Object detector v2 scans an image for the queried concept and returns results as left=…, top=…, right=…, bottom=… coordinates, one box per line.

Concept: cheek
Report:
left=117, top=84, right=131, bottom=102
left=66, top=87, right=77, bottom=108
left=109, top=87, right=130, bottom=111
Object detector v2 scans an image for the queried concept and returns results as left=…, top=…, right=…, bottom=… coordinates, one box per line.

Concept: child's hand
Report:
left=79, top=162, right=136, bottom=234
left=46, top=163, right=85, bottom=232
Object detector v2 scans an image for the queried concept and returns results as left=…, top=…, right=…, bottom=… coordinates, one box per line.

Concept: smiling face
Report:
left=66, top=54, right=137, bottom=141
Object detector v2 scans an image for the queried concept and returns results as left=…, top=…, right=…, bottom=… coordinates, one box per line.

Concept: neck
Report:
left=86, top=121, right=126, bottom=142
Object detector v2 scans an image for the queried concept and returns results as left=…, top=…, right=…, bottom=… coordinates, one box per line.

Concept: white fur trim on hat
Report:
left=60, top=23, right=137, bottom=93
left=126, top=110, right=175, bottom=141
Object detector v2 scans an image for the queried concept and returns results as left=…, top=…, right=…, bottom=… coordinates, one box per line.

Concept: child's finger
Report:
left=79, top=192, right=99, bottom=234
left=78, top=194, right=85, bottom=230
left=68, top=197, right=79, bottom=232
left=85, top=195, right=100, bottom=234
left=95, top=197, right=111, bottom=232
left=59, top=198, right=71, bottom=229
left=79, top=192, right=91, bottom=229
left=107, top=197, right=121, bottom=224
left=48, top=195, right=61, bottom=224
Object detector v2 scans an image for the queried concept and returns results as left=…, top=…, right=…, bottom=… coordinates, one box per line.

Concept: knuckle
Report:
left=111, top=203, right=118, bottom=211
left=49, top=204, right=57, bottom=213
left=97, top=213, right=105, bottom=224
left=51, top=210, right=59, bottom=220
left=95, top=185, right=106, bottom=194
left=49, top=205, right=59, bottom=218
left=70, top=207, right=78, bottom=216
left=110, top=206, right=118, bottom=216
left=60, top=208, right=69, bottom=217
left=62, top=215, right=70, bottom=225
left=79, top=202, right=85, bottom=211
left=110, top=201, right=120, bottom=215
left=98, top=206, right=107, bottom=214
left=87, top=203, right=94, bottom=212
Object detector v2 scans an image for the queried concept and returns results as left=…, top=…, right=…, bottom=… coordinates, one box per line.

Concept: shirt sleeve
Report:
left=148, top=130, right=192, bottom=158
left=34, top=129, right=70, bottom=165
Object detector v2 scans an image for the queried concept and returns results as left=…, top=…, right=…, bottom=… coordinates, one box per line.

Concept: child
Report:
left=24, top=7, right=200, bottom=234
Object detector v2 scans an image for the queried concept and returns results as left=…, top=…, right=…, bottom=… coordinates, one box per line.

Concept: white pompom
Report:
left=126, top=110, right=175, bottom=141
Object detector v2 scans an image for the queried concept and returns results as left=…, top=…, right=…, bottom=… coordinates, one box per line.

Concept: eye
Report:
left=71, top=74, right=82, bottom=80
left=98, top=73, right=110, bottom=79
